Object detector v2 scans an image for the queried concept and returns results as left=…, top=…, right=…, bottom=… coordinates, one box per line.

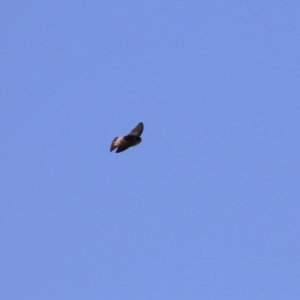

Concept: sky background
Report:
left=1, top=1, right=299, bottom=299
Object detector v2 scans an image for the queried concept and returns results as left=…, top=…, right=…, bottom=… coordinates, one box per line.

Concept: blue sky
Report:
left=1, top=1, right=299, bottom=299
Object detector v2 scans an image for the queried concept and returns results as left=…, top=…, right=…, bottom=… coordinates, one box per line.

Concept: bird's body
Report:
left=110, top=122, right=144, bottom=153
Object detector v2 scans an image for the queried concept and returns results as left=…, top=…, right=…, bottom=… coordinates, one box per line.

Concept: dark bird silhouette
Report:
left=110, top=122, right=144, bottom=153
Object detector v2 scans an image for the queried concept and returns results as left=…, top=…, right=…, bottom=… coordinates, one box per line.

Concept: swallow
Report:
left=110, top=122, right=144, bottom=153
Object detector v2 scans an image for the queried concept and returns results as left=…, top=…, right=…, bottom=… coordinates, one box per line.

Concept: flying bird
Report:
left=110, top=122, right=144, bottom=153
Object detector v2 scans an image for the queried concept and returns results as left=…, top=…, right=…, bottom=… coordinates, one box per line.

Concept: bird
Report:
left=110, top=122, right=144, bottom=153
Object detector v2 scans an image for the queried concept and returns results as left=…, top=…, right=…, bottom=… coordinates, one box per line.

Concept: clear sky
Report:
left=1, top=1, right=299, bottom=299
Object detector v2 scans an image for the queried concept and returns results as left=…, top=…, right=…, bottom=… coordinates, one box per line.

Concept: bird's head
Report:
left=133, top=136, right=142, bottom=146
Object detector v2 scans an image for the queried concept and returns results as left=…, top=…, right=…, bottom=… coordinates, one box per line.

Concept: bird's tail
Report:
left=110, top=137, right=118, bottom=152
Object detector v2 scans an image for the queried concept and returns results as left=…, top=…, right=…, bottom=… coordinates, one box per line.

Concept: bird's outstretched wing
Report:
left=128, top=122, right=144, bottom=136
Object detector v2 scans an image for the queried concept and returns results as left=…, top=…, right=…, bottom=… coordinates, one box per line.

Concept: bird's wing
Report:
left=128, top=122, right=144, bottom=136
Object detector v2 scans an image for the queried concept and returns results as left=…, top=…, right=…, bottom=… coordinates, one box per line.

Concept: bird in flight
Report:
left=110, top=122, right=144, bottom=153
